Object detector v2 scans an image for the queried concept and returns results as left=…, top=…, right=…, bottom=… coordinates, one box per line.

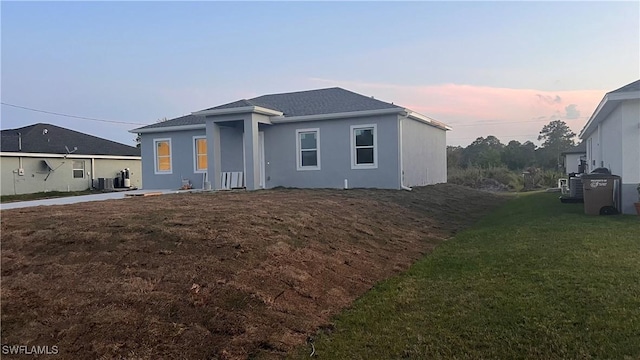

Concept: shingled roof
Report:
left=136, top=114, right=207, bottom=130
left=1, top=123, right=140, bottom=156
left=609, top=79, right=640, bottom=94
left=203, top=87, right=402, bottom=115
left=579, top=79, right=640, bottom=139
left=561, top=141, right=586, bottom=155
left=134, top=87, right=404, bottom=131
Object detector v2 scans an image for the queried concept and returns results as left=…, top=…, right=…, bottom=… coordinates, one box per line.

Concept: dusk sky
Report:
left=2, top=1, right=638, bottom=147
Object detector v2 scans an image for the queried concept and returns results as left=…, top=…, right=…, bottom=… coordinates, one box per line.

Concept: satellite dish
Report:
left=43, top=129, right=48, bottom=135
left=65, top=145, right=78, bottom=155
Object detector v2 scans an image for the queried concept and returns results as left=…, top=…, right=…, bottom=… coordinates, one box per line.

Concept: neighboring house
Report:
left=561, top=142, right=586, bottom=175
left=1, top=123, right=141, bottom=195
left=131, top=87, right=450, bottom=191
left=578, top=79, right=640, bottom=214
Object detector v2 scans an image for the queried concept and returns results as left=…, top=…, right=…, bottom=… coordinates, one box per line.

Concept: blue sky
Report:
left=2, top=1, right=638, bottom=147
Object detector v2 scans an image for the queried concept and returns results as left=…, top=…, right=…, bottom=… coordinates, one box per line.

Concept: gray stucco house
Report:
left=132, top=87, right=450, bottom=191
left=579, top=79, right=640, bottom=214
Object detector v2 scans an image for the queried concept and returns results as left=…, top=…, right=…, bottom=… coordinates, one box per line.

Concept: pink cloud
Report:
left=309, top=78, right=605, bottom=146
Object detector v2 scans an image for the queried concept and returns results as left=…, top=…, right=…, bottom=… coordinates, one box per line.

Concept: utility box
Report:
left=97, top=177, right=114, bottom=191
left=582, top=173, right=621, bottom=215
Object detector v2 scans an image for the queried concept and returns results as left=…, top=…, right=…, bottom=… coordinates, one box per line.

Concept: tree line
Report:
left=448, top=120, right=577, bottom=171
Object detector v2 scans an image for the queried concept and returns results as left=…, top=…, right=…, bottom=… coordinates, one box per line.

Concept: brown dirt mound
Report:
left=1, top=184, right=505, bottom=359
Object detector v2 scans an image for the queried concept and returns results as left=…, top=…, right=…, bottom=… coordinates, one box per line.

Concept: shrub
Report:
left=534, top=169, right=564, bottom=188
left=447, top=166, right=522, bottom=191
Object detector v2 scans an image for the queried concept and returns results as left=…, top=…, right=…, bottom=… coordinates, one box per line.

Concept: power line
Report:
left=1, top=102, right=148, bottom=126
left=449, top=117, right=588, bottom=127
left=448, top=133, right=540, bottom=141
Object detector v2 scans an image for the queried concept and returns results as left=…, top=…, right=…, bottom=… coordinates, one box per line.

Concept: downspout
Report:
left=597, top=123, right=603, bottom=168
left=398, top=116, right=412, bottom=191
left=16, top=156, right=23, bottom=195
left=91, top=158, right=95, bottom=189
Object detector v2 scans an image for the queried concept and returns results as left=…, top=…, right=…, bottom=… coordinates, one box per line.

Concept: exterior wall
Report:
left=92, top=158, right=142, bottom=189
left=621, top=99, right=640, bottom=184
left=585, top=135, right=595, bottom=173
left=584, top=99, right=640, bottom=214
left=620, top=99, right=640, bottom=214
left=621, top=183, right=638, bottom=215
left=1, top=155, right=140, bottom=196
left=400, top=117, right=447, bottom=187
left=599, top=105, right=623, bottom=174
left=264, top=114, right=401, bottom=189
left=140, top=127, right=243, bottom=190
left=564, top=153, right=584, bottom=174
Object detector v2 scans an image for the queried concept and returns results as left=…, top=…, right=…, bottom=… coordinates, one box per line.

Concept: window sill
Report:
left=351, top=164, right=378, bottom=170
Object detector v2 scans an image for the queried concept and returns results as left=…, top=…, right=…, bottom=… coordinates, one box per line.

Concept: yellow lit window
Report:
left=195, top=137, right=207, bottom=171
left=155, top=139, right=171, bottom=173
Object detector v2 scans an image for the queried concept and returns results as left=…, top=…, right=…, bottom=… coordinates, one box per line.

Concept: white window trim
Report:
left=296, top=128, right=321, bottom=171
left=153, top=138, right=173, bottom=175
left=193, top=135, right=207, bottom=173
left=351, top=124, right=378, bottom=169
left=72, top=160, right=85, bottom=179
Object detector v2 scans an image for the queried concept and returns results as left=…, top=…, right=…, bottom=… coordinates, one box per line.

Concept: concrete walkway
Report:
left=0, top=189, right=183, bottom=210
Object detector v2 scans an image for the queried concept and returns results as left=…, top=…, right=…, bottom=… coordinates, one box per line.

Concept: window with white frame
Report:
left=154, top=138, right=172, bottom=174
left=193, top=136, right=207, bottom=173
left=351, top=124, right=377, bottom=169
left=296, top=128, right=320, bottom=170
left=72, top=160, right=84, bottom=179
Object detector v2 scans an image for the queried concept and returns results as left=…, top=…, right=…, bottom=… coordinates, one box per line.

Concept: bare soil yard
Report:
left=1, top=184, right=504, bottom=359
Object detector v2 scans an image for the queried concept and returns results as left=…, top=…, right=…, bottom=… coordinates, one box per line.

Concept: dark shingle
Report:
left=135, top=115, right=206, bottom=130
left=1, top=123, right=140, bottom=156
left=134, top=87, right=404, bottom=131
left=609, top=79, right=640, bottom=94
left=561, top=141, right=586, bottom=154
left=205, top=87, right=402, bottom=116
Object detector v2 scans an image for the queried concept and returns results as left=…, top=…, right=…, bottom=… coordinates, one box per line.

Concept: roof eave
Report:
left=270, top=108, right=403, bottom=123
left=403, top=110, right=452, bottom=131
left=579, top=90, right=640, bottom=139
left=0, top=152, right=141, bottom=160
left=130, top=124, right=206, bottom=134
left=561, top=150, right=587, bottom=155
left=131, top=107, right=451, bottom=132
left=191, top=106, right=283, bottom=117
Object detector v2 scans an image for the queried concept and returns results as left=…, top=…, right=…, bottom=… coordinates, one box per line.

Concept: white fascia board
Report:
left=579, top=95, right=608, bottom=139
left=271, top=108, right=403, bottom=123
left=192, top=106, right=283, bottom=117
left=578, top=90, right=640, bottom=139
left=403, top=110, right=452, bottom=131
left=131, top=124, right=206, bottom=134
left=0, top=152, right=141, bottom=160
left=252, top=106, right=283, bottom=116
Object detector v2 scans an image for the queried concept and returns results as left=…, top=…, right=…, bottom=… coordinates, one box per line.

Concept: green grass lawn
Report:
left=0, top=190, right=98, bottom=203
left=295, top=192, right=640, bottom=359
